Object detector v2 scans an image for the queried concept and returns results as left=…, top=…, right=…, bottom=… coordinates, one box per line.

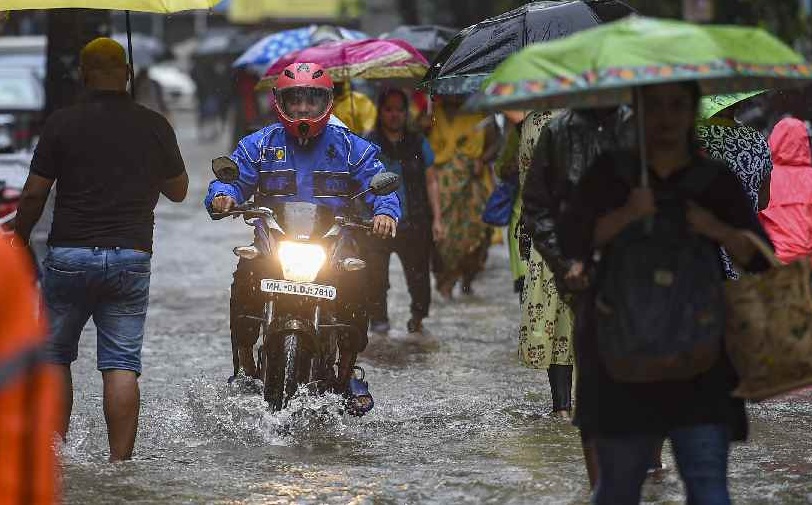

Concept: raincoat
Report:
left=0, top=236, right=61, bottom=504
left=521, top=107, right=634, bottom=282
left=333, top=90, right=377, bottom=136
left=205, top=122, right=401, bottom=222
left=759, top=117, right=812, bottom=263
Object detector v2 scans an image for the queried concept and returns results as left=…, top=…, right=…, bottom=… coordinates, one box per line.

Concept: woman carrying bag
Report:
left=558, top=81, right=770, bottom=504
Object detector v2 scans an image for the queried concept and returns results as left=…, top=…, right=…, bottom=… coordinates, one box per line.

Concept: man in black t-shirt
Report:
left=11, top=37, right=188, bottom=462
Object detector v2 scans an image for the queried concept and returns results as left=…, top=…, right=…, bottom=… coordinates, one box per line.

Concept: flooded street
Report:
left=59, top=113, right=812, bottom=504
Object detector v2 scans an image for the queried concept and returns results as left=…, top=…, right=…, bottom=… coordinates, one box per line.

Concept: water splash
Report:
left=185, top=375, right=348, bottom=447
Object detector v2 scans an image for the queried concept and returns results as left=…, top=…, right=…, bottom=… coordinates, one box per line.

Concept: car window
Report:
left=0, top=74, right=41, bottom=110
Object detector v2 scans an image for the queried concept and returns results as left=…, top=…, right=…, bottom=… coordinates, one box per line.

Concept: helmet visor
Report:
left=277, top=87, right=332, bottom=120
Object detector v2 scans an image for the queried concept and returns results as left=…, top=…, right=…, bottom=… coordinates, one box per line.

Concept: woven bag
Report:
left=724, top=232, right=812, bottom=401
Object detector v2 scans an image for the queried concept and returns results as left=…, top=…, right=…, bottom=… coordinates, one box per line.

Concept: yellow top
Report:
left=333, top=90, right=377, bottom=136
left=428, top=102, right=486, bottom=166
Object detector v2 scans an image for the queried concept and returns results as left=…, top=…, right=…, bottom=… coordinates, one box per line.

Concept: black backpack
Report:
left=595, top=156, right=725, bottom=383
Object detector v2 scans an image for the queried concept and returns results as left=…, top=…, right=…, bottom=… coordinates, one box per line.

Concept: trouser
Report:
left=229, top=255, right=370, bottom=372
left=548, top=364, right=573, bottom=412
left=366, top=223, right=432, bottom=322
left=593, top=424, right=731, bottom=505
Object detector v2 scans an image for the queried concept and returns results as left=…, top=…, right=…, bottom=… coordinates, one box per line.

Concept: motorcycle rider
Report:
left=205, top=63, right=400, bottom=411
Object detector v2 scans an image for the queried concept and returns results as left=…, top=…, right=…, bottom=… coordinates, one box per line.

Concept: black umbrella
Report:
left=382, top=25, right=458, bottom=59
left=420, top=0, right=635, bottom=95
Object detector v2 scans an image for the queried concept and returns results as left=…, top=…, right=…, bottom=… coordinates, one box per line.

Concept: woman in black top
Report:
left=366, top=88, right=444, bottom=334
left=558, top=81, right=769, bottom=505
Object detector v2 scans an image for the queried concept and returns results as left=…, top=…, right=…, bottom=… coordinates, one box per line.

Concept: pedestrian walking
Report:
left=366, top=88, right=444, bottom=334
left=11, top=37, right=188, bottom=462
left=0, top=234, right=61, bottom=504
left=428, top=95, right=499, bottom=299
left=521, top=105, right=634, bottom=485
left=558, top=81, right=770, bottom=504
left=759, top=116, right=812, bottom=263
left=697, top=104, right=773, bottom=278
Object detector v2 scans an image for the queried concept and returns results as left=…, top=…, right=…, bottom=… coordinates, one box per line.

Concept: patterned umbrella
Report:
left=256, top=39, right=429, bottom=89
left=233, top=25, right=367, bottom=76
left=468, top=17, right=812, bottom=112
left=468, top=16, right=812, bottom=187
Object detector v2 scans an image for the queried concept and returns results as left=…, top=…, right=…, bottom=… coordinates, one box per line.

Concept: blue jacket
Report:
left=205, top=122, right=401, bottom=220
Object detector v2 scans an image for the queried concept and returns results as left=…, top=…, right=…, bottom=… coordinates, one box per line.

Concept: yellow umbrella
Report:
left=2, top=0, right=220, bottom=96
left=3, top=0, right=218, bottom=11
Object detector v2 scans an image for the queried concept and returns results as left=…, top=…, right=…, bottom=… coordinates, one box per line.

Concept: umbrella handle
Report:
left=634, top=86, right=648, bottom=188
left=126, top=11, right=136, bottom=100
left=634, top=86, right=653, bottom=233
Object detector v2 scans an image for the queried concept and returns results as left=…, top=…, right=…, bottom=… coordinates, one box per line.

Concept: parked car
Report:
left=0, top=149, right=52, bottom=260
left=0, top=67, right=44, bottom=151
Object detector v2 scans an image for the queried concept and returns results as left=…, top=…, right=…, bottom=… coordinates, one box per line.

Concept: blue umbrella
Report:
left=233, top=25, right=367, bottom=75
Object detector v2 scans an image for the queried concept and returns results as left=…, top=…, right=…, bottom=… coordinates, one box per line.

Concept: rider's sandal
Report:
left=345, top=366, right=374, bottom=417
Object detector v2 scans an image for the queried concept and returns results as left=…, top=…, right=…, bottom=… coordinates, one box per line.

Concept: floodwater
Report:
left=59, top=113, right=812, bottom=504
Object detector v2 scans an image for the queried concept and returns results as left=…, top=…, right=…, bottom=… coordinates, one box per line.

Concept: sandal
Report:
left=345, top=366, right=374, bottom=417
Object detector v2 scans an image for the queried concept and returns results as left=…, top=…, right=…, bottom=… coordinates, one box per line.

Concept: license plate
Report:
left=260, top=279, right=337, bottom=300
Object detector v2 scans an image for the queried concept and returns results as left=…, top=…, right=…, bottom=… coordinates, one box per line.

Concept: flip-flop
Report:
left=345, top=366, right=374, bottom=417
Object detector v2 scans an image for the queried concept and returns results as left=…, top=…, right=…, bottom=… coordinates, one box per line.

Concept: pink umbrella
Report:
left=256, top=38, right=429, bottom=90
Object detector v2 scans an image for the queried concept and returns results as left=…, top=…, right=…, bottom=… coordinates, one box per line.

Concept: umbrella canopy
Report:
left=3, top=0, right=218, bottom=10
left=381, top=25, right=458, bottom=57
left=699, top=91, right=764, bottom=120
left=233, top=25, right=367, bottom=76
left=420, top=0, right=635, bottom=95
left=467, top=16, right=812, bottom=113
left=257, top=38, right=428, bottom=90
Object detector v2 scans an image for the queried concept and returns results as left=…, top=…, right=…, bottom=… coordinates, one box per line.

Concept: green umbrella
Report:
left=468, top=16, right=811, bottom=188
left=468, top=16, right=811, bottom=113
left=699, top=91, right=764, bottom=120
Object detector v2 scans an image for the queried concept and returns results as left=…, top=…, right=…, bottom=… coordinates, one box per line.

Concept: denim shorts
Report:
left=42, top=247, right=151, bottom=374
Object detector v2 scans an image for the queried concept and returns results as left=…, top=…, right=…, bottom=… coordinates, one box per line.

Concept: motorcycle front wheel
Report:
left=263, top=332, right=311, bottom=411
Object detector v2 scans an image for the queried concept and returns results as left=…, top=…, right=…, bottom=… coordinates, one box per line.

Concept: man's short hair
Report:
left=80, top=37, right=127, bottom=72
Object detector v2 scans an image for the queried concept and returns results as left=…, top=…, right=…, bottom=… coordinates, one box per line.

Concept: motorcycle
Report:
left=211, top=156, right=400, bottom=411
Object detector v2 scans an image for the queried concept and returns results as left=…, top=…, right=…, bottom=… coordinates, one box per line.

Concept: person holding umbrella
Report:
left=558, top=81, right=769, bottom=505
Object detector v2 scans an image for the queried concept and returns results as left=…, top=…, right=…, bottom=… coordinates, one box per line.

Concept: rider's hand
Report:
left=373, top=215, right=397, bottom=239
left=212, top=195, right=237, bottom=213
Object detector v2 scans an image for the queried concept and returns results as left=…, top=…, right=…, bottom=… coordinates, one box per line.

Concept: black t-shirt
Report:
left=30, top=91, right=185, bottom=252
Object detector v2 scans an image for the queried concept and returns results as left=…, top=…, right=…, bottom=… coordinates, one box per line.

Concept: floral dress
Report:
left=517, top=111, right=575, bottom=369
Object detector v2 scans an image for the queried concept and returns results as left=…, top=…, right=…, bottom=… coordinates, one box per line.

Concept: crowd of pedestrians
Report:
left=3, top=14, right=812, bottom=504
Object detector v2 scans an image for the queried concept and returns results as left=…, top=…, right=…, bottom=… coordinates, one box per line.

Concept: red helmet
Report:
left=273, top=62, right=334, bottom=140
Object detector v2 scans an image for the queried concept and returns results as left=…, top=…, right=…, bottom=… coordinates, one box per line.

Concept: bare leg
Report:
left=53, top=365, right=73, bottom=440
left=102, top=370, right=140, bottom=462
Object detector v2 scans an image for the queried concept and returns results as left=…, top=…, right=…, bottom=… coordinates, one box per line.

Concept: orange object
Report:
left=0, top=235, right=61, bottom=505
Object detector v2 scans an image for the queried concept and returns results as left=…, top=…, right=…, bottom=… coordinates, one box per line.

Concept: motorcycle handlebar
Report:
left=212, top=206, right=373, bottom=230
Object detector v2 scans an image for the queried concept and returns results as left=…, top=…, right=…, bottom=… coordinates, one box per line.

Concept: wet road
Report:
left=60, top=113, right=812, bottom=504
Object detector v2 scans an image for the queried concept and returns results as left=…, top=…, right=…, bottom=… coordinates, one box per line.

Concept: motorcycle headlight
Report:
left=278, top=242, right=327, bottom=282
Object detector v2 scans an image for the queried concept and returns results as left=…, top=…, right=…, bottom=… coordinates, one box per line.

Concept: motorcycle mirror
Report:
left=212, top=156, right=239, bottom=183
left=369, top=172, right=400, bottom=196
